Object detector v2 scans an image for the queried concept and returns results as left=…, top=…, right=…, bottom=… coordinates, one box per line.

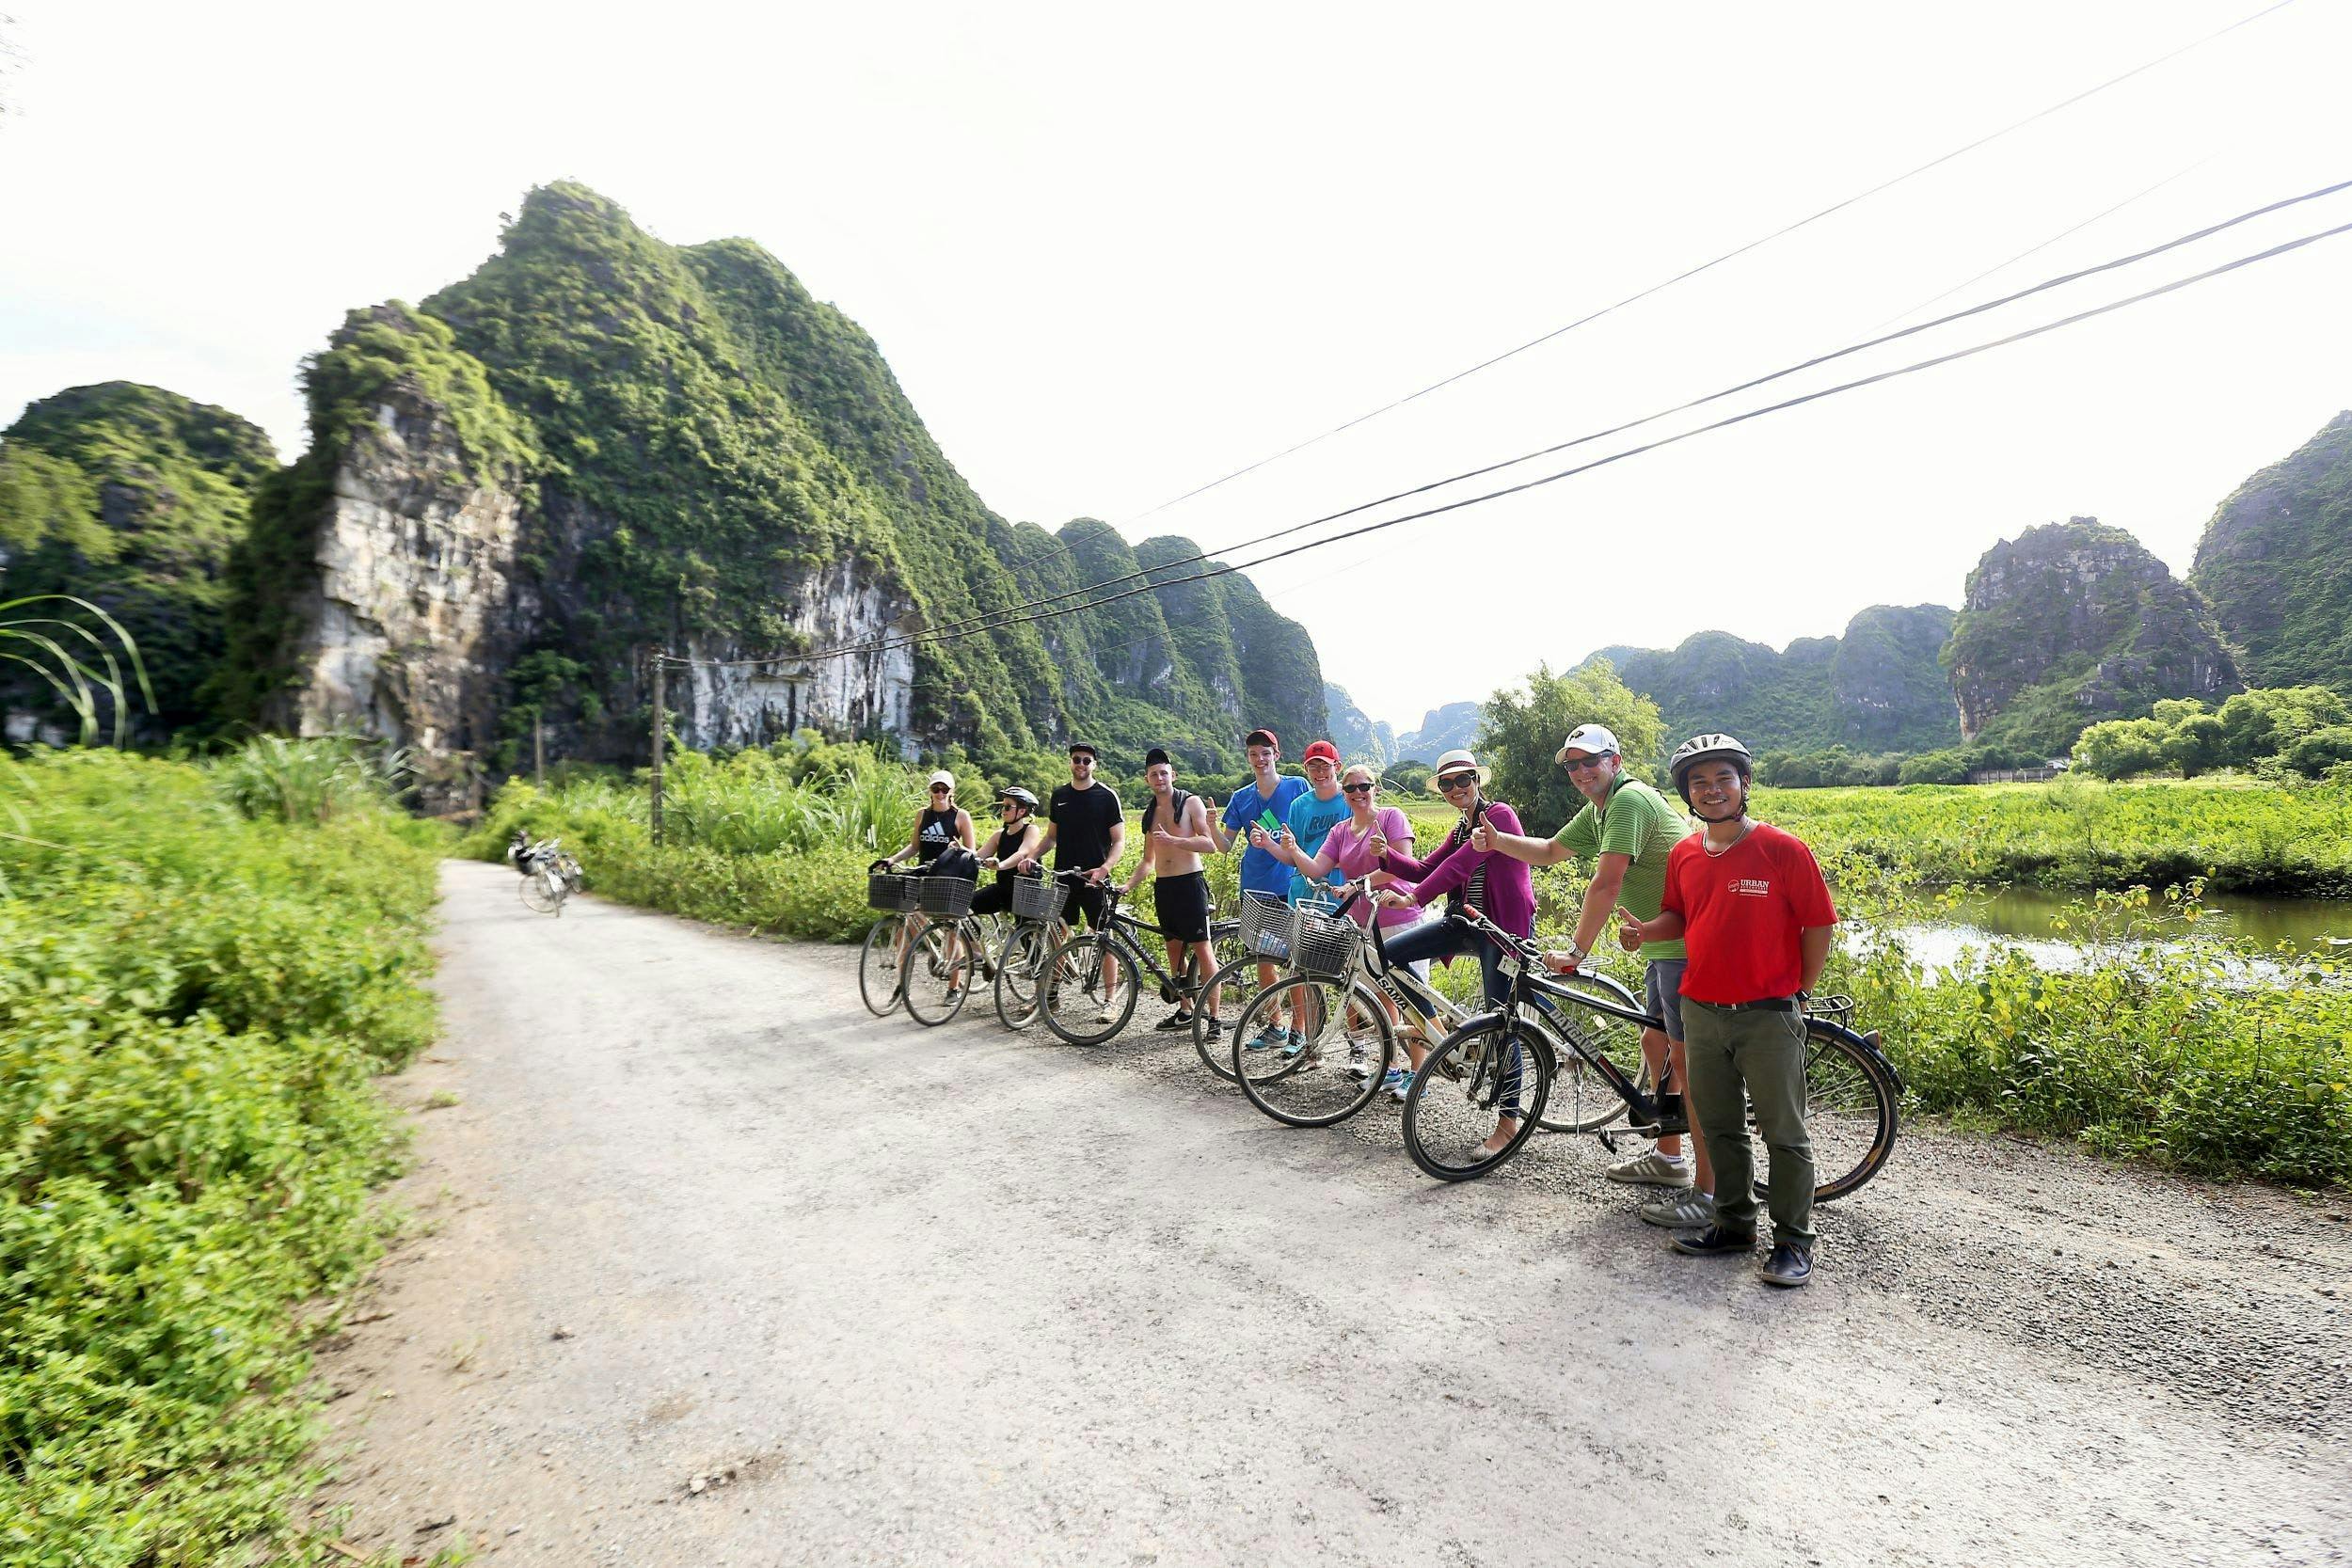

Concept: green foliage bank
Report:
left=0, top=747, right=443, bottom=1563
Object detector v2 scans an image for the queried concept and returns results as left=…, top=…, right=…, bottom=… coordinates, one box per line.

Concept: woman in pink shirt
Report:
left=1266, top=763, right=1433, bottom=1096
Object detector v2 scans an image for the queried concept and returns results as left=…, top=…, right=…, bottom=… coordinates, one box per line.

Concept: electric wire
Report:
left=723, top=173, right=2350, bottom=667
left=794, top=212, right=2352, bottom=664
left=1107, top=0, right=2301, bottom=529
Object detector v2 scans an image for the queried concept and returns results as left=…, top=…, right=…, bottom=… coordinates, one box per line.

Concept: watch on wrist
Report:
left=1566, top=943, right=1589, bottom=965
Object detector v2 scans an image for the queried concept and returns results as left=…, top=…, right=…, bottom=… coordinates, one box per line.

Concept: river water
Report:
left=1894, top=887, right=2351, bottom=972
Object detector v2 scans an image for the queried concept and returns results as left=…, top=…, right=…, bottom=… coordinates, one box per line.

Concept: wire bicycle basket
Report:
left=1238, top=890, right=1293, bottom=962
left=1288, top=899, right=1365, bottom=981
left=1009, top=875, right=1066, bottom=925
left=868, top=872, right=921, bottom=912
left=917, top=876, right=977, bottom=919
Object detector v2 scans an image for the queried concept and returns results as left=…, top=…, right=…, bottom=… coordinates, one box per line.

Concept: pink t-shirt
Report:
left=1319, top=807, right=1422, bottom=928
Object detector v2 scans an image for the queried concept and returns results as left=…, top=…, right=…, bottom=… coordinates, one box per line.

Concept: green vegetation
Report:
left=2073, top=688, right=2352, bottom=783
left=1756, top=776, right=2352, bottom=896
left=2191, top=410, right=2352, bottom=691
left=1947, top=518, right=2237, bottom=754
left=1589, top=604, right=1961, bottom=760
left=1475, top=659, right=1664, bottom=833
left=0, top=744, right=447, bottom=1563
left=0, top=383, right=278, bottom=736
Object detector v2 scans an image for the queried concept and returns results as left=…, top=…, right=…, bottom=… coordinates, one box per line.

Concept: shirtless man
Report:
left=1123, top=746, right=1221, bottom=1036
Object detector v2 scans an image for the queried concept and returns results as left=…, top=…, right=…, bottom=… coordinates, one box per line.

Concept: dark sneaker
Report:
left=1154, top=1009, right=1195, bottom=1032
left=1670, top=1224, right=1758, bottom=1258
left=1760, top=1243, right=1814, bottom=1288
left=1200, top=1018, right=1224, bottom=1042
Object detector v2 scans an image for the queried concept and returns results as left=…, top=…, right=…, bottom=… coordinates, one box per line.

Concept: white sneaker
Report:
left=1605, top=1149, right=1695, bottom=1188
left=1639, top=1190, right=1716, bottom=1229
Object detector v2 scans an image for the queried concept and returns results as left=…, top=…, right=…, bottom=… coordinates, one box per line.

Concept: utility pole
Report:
left=649, top=652, right=666, bottom=846
left=532, top=710, right=545, bottom=786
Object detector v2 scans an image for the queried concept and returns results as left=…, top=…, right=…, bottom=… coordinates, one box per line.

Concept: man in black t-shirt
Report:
left=1013, top=742, right=1128, bottom=1021
left=1019, top=742, right=1123, bottom=932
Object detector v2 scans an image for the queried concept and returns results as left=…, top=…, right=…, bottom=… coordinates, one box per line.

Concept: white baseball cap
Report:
left=927, top=768, right=955, bottom=789
left=1555, top=724, right=1621, bottom=763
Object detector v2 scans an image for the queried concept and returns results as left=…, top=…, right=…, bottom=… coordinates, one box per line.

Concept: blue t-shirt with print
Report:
left=1285, top=788, right=1352, bottom=905
left=1222, top=775, right=1310, bottom=899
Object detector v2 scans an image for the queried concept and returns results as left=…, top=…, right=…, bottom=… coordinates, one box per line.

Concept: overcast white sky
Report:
left=5, top=1, right=2350, bottom=732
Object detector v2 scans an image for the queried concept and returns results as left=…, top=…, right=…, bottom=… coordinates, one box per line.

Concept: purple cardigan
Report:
left=1381, top=800, right=1536, bottom=939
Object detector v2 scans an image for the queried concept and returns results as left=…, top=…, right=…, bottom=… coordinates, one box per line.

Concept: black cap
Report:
left=1144, top=747, right=1171, bottom=768
left=1244, top=728, right=1278, bottom=750
left=1067, top=742, right=1097, bottom=759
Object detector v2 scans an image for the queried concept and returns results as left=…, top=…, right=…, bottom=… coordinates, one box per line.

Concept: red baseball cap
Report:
left=1244, top=728, right=1279, bottom=750
left=1302, top=739, right=1341, bottom=766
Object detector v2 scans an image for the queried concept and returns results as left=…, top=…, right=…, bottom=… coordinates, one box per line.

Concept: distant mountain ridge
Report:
left=1393, top=701, right=1482, bottom=762
left=1584, top=604, right=1961, bottom=759
left=2191, top=410, right=2352, bottom=691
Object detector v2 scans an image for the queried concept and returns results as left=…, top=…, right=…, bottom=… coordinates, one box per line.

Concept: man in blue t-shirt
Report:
left=1214, top=727, right=1310, bottom=908
left=1212, top=728, right=1310, bottom=1047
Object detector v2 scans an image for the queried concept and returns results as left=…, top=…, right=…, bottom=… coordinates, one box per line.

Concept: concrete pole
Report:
left=650, top=654, right=666, bottom=847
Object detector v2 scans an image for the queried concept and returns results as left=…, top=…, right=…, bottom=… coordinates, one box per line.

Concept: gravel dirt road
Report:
left=310, top=862, right=2350, bottom=1565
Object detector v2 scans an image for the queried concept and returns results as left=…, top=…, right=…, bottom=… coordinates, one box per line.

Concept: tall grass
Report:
left=0, top=745, right=450, bottom=1562
left=210, top=733, right=415, bottom=825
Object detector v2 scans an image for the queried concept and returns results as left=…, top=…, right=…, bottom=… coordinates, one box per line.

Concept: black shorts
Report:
left=1064, top=879, right=1108, bottom=932
left=1152, top=871, right=1213, bottom=944
left=970, top=879, right=1012, bottom=917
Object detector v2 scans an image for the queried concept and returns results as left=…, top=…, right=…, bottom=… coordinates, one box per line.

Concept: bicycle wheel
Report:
left=859, top=914, right=912, bottom=1018
left=903, top=921, right=975, bottom=1026
left=519, top=868, right=559, bottom=914
left=1189, top=926, right=1262, bottom=1081
left=1533, top=977, right=1647, bottom=1133
left=1755, top=1023, right=1901, bottom=1203
left=1402, top=1018, right=1553, bottom=1181
left=993, top=924, right=1052, bottom=1030
left=1040, top=932, right=1140, bottom=1047
left=1231, top=976, right=1392, bottom=1128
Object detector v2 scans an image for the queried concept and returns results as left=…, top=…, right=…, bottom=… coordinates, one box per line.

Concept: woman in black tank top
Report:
left=881, top=772, right=974, bottom=874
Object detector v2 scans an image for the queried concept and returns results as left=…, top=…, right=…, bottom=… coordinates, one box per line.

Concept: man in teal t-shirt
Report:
left=1474, top=724, right=1710, bottom=1217
left=1278, top=739, right=1351, bottom=905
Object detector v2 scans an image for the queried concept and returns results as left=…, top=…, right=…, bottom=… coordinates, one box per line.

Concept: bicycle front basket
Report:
left=1238, top=890, right=1293, bottom=962
left=1009, top=875, right=1066, bottom=925
left=1288, top=902, right=1363, bottom=981
left=867, top=872, right=921, bottom=912
left=917, top=875, right=977, bottom=918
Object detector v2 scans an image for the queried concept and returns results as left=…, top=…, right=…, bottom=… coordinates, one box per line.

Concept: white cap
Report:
left=1555, top=724, right=1621, bottom=763
left=927, top=768, right=955, bottom=789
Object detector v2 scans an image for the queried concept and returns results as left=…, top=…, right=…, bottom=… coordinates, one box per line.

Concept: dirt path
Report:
left=310, top=862, right=2350, bottom=1566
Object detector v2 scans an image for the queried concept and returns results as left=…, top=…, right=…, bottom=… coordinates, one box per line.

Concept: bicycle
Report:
left=516, top=837, right=582, bottom=916
left=1227, top=879, right=1615, bottom=1130
left=1037, top=877, right=1241, bottom=1049
left=1400, top=903, right=1903, bottom=1199
left=859, top=868, right=924, bottom=1016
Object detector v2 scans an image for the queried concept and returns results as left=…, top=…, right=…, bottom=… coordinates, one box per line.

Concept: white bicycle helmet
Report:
left=1668, top=733, right=1754, bottom=806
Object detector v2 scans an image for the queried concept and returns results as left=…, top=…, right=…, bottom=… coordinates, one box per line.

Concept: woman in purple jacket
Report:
left=1372, top=747, right=1536, bottom=1007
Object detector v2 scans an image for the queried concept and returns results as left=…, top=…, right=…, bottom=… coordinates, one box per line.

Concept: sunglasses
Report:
left=1437, top=772, right=1479, bottom=790
left=1562, top=755, right=1610, bottom=772
left=930, top=785, right=951, bottom=794
left=1342, top=782, right=1375, bottom=795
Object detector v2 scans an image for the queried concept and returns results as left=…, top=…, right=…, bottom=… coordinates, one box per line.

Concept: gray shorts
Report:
left=1645, top=958, right=1688, bottom=1043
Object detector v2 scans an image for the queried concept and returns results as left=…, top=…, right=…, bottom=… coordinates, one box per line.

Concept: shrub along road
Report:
left=314, top=862, right=2349, bottom=1566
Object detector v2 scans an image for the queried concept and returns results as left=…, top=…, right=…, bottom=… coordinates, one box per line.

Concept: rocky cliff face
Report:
left=1947, top=517, right=2237, bottom=751
left=2190, top=410, right=2352, bottom=690
left=215, top=184, right=1323, bottom=797
left=1586, top=605, right=1961, bottom=755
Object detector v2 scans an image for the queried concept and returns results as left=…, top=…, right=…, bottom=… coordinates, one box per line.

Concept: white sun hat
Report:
left=1429, top=748, right=1490, bottom=787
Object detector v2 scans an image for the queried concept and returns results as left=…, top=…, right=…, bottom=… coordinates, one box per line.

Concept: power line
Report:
left=806, top=213, right=2352, bottom=664
left=1870, top=155, right=2214, bottom=330
left=781, top=173, right=2349, bottom=664
left=1107, top=0, right=2301, bottom=529
left=949, top=0, right=2299, bottom=594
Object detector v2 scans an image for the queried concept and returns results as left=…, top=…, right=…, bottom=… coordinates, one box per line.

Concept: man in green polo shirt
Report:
left=1473, top=723, right=1711, bottom=1223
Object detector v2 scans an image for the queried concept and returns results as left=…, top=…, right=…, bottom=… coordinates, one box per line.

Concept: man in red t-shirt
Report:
left=1618, top=734, right=1836, bottom=1288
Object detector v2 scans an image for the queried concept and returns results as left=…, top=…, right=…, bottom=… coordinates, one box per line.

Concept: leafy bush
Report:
left=0, top=747, right=443, bottom=1561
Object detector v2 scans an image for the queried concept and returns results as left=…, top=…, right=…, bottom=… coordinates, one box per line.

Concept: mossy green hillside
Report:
left=2192, top=410, right=2352, bottom=692
left=0, top=382, right=278, bottom=735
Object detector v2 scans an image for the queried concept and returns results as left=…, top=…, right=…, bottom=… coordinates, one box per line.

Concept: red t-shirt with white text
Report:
left=1661, top=822, right=1837, bottom=1005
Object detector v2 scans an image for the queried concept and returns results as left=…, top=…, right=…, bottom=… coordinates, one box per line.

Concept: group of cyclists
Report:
left=875, top=722, right=1838, bottom=1289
